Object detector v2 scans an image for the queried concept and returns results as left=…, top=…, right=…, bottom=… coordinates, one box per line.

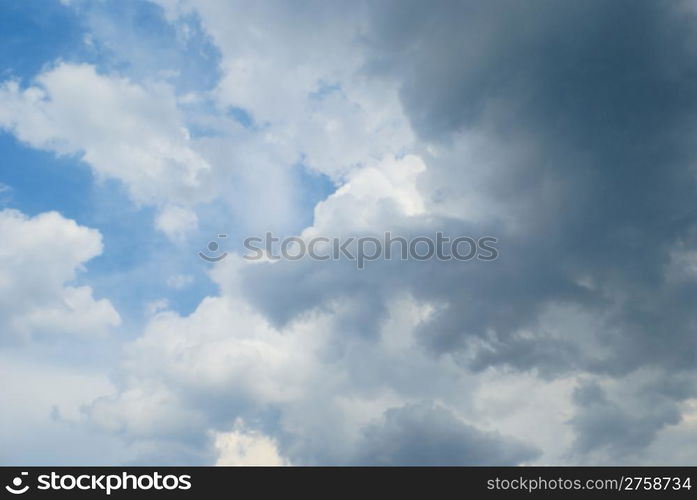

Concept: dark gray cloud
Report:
left=353, top=403, right=539, bottom=465
left=356, top=0, right=697, bottom=373
left=233, top=0, right=697, bottom=460
left=238, top=0, right=697, bottom=374
left=569, top=379, right=682, bottom=463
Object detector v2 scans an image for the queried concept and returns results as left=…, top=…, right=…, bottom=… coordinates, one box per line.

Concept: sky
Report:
left=1, top=0, right=697, bottom=466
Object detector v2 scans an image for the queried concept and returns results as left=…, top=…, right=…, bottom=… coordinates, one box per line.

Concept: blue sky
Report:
left=2, top=0, right=697, bottom=466
left=1, top=1, right=206, bottom=319
left=0, top=0, right=333, bottom=325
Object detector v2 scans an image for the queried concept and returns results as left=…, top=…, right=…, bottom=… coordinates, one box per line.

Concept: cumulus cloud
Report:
left=0, top=63, right=211, bottom=237
left=214, top=422, right=288, bottom=466
left=87, top=277, right=328, bottom=460
left=568, top=369, right=697, bottom=464
left=0, top=353, right=127, bottom=465
left=0, top=209, right=120, bottom=338
left=151, top=0, right=414, bottom=180
left=353, top=403, right=539, bottom=465
left=154, top=205, right=198, bottom=241
left=84, top=256, right=541, bottom=464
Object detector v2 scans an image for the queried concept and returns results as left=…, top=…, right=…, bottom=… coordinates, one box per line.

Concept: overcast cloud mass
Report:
left=1, top=0, right=697, bottom=465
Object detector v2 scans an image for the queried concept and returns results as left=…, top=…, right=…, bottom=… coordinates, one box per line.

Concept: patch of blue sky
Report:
left=0, top=132, right=217, bottom=329
left=180, top=96, right=257, bottom=137
left=293, top=162, right=336, bottom=228
left=226, top=105, right=256, bottom=129
left=0, top=0, right=91, bottom=81
left=1, top=0, right=222, bottom=96
left=0, top=0, right=336, bottom=331
left=0, top=133, right=93, bottom=220
left=80, top=179, right=219, bottom=326
left=308, top=80, right=342, bottom=101
left=73, top=0, right=222, bottom=94
left=0, top=0, right=226, bottom=324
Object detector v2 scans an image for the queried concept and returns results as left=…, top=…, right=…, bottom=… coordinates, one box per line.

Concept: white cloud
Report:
left=120, top=290, right=325, bottom=406
left=150, top=0, right=414, bottom=181
left=85, top=258, right=516, bottom=463
left=0, top=352, right=129, bottom=465
left=305, top=154, right=427, bottom=235
left=214, top=422, right=288, bottom=465
left=0, top=63, right=212, bottom=237
left=155, top=205, right=198, bottom=241
left=0, top=209, right=120, bottom=338
left=145, top=299, right=170, bottom=317
left=90, top=385, right=205, bottom=439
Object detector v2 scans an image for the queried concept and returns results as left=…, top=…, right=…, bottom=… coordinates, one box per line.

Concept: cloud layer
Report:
left=1, top=0, right=697, bottom=465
